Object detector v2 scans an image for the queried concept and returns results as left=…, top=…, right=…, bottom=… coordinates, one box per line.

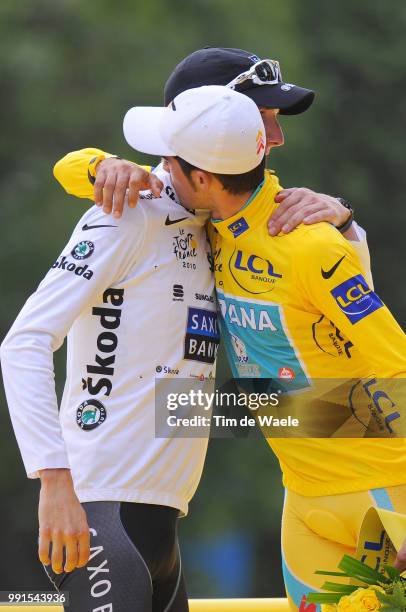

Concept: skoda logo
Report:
left=72, top=240, right=95, bottom=260
left=76, top=399, right=106, bottom=430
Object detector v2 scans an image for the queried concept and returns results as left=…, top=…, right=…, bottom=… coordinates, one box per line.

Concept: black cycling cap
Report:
left=164, top=47, right=315, bottom=115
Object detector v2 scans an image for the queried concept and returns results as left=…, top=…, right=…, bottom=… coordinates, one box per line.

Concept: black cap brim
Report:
left=242, top=82, right=315, bottom=115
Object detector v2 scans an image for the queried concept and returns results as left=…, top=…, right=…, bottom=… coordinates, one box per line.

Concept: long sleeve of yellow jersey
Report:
left=53, top=148, right=119, bottom=200
left=53, top=148, right=153, bottom=201
left=294, top=223, right=406, bottom=379
left=53, top=151, right=374, bottom=289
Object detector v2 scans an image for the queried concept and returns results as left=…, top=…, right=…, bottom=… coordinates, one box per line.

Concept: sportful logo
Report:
left=173, top=284, right=184, bottom=301
left=256, top=129, right=265, bottom=155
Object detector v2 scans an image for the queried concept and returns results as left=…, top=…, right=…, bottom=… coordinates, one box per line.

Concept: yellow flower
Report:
left=321, top=605, right=338, bottom=611
left=336, top=587, right=384, bottom=611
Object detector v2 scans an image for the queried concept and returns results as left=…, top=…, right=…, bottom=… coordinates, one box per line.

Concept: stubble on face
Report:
left=162, top=157, right=203, bottom=212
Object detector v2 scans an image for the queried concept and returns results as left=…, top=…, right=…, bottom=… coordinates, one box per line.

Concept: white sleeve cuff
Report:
left=27, top=453, right=71, bottom=479
left=350, top=221, right=366, bottom=242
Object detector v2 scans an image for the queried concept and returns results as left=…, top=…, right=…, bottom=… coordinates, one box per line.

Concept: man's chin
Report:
left=194, top=208, right=211, bottom=218
left=179, top=202, right=210, bottom=218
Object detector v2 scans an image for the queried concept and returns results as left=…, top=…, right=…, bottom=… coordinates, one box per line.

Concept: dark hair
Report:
left=175, top=156, right=266, bottom=195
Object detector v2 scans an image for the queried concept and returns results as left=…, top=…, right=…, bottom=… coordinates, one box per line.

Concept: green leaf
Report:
left=338, top=554, right=390, bottom=584
left=348, top=574, right=383, bottom=586
left=314, top=570, right=349, bottom=577
left=320, top=582, right=357, bottom=593
left=306, top=593, right=342, bottom=604
left=384, top=565, right=401, bottom=581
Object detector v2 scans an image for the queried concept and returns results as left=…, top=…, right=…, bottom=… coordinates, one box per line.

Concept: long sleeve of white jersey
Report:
left=1, top=204, right=146, bottom=478
left=349, top=221, right=373, bottom=288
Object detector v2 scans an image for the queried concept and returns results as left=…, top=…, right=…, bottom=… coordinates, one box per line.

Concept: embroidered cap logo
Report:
left=256, top=129, right=265, bottom=155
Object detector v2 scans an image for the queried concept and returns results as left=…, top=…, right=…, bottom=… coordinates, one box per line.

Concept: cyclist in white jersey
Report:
left=1, top=156, right=219, bottom=611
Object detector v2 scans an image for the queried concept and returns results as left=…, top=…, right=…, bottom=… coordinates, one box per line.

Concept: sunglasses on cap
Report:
left=226, top=59, right=282, bottom=91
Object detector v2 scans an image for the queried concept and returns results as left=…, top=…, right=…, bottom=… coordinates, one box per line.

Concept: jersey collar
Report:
left=211, top=170, right=281, bottom=239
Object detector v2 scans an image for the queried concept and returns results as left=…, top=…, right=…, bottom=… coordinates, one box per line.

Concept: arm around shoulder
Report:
left=53, top=147, right=117, bottom=200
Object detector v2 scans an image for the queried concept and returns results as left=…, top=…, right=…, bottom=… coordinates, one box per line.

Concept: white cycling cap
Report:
left=123, top=85, right=266, bottom=175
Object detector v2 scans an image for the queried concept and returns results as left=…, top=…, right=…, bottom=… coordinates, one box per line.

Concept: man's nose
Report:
left=266, top=127, right=284, bottom=154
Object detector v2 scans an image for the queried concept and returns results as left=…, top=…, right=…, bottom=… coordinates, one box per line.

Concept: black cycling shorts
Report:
left=43, top=501, right=188, bottom=612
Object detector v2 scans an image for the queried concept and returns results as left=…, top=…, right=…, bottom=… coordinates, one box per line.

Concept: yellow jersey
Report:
left=211, top=171, right=406, bottom=495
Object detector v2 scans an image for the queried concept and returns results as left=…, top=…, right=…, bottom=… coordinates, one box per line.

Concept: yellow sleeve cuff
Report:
left=88, top=152, right=118, bottom=184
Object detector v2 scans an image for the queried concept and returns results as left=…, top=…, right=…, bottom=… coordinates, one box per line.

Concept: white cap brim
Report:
left=123, top=107, right=176, bottom=156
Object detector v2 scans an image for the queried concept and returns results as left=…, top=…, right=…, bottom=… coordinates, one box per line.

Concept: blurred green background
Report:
left=0, top=0, right=405, bottom=598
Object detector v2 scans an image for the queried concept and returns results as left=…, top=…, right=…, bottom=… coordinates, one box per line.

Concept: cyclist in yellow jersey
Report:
left=123, top=88, right=406, bottom=612
left=52, top=50, right=406, bottom=610
left=205, top=169, right=406, bottom=611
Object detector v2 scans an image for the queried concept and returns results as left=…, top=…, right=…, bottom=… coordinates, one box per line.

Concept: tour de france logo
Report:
left=76, top=399, right=106, bottom=431
left=71, top=240, right=95, bottom=260
left=173, top=229, right=197, bottom=261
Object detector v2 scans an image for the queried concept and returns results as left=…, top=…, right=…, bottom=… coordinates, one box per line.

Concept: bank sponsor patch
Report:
left=228, top=249, right=282, bottom=295
left=331, top=274, right=383, bottom=324
left=228, top=217, right=249, bottom=237
left=184, top=307, right=219, bottom=364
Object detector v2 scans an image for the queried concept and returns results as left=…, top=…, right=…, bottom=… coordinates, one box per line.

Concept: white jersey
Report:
left=1, top=165, right=218, bottom=515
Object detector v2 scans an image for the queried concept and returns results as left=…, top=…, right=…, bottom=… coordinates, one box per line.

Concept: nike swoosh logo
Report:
left=165, top=215, right=188, bottom=226
left=321, top=255, right=346, bottom=279
left=82, top=223, right=117, bottom=231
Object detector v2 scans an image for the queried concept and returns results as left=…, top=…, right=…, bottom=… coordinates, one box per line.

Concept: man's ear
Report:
left=190, top=169, right=212, bottom=191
